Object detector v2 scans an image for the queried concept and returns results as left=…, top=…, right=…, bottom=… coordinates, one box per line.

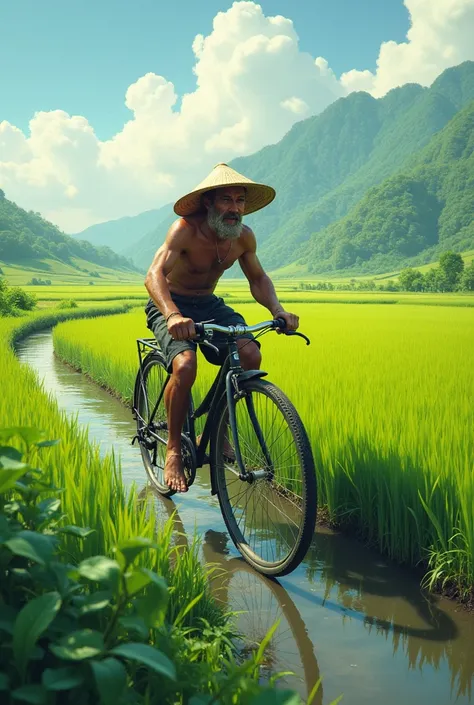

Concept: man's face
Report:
left=206, top=186, right=246, bottom=240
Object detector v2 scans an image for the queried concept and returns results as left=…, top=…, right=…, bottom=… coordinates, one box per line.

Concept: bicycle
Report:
left=132, top=317, right=317, bottom=576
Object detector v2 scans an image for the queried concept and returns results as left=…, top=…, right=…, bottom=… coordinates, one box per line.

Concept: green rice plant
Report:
left=0, top=306, right=222, bottom=629
left=52, top=302, right=474, bottom=595
left=0, top=434, right=315, bottom=705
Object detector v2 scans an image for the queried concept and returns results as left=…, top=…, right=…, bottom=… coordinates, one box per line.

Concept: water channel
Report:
left=16, top=330, right=474, bottom=705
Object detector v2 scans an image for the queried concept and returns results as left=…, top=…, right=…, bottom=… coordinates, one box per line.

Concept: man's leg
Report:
left=236, top=338, right=262, bottom=370
left=164, top=350, right=197, bottom=492
left=219, top=339, right=261, bottom=460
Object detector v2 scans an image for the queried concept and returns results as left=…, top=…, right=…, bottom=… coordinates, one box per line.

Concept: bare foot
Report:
left=164, top=450, right=188, bottom=493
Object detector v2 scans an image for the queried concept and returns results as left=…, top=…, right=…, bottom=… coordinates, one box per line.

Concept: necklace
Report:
left=215, top=238, right=233, bottom=264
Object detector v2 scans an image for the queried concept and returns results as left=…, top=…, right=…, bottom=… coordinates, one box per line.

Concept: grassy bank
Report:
left=52, top=303, right=474, bottom=600
left=0, top=304, right=221, bottom=628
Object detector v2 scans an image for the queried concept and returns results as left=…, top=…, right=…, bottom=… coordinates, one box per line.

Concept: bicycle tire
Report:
left=210, top=378, right=317, bottom=577
left=133, top=351, right=196, bottom=497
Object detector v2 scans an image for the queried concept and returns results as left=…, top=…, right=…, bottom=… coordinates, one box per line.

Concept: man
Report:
left=144, top=163, right=299, bottom=493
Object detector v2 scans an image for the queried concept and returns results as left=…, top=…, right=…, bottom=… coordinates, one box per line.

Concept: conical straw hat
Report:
left=173, top=163, right=276, bottom=216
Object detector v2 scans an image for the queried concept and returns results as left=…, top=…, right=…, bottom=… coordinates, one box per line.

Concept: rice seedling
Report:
left=53, top=302, right=474, bottom=594
left=0, top=306, right=223, bottom=628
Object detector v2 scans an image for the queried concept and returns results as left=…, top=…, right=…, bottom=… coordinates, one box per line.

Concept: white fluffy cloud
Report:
left=1, top=0, right=474, bottom=233
left=341, top=0, right=474, bottom=96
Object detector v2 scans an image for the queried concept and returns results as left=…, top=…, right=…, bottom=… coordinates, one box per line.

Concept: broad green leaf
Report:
left=11, top=684, right=47, bottom=704
left=5, top=530, right=56, bottom=565
left=37, top=497, right=61, bottom=517
left=90, top=657, right=127, bottom=705
left=13, top=592, right=61, bottom=677
left=125, top=567, right=152, bottom=597
left=50, top=629, right=104, bottom=661
left=79, top=591, right=112, bottom=615
left=0, top=604, right=18, bottom=634
left=0, top=672, right=9, bottom=689
left=59, top=525, right=95, bottom=539
left=36, top=439, right=60, bottom=448
left=136, top=574, right=168, bottom=628
left=78, top=556, right=121, bottom=591
left=118, top=616, right=148, bottom=640
left=0, top=445, right=23, bottom=462
left=189, top=697, right=213, bottom=705
left=42, top=666, right=84, bottom=691
left=116, top=537, right=155, bottom=568
left=111, top=642, right=176, bottom=680
left=0, top=467, right=29, bottom=493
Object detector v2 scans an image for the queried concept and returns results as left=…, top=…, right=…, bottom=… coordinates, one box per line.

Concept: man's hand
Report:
left=167, top=315, right=195, bottom=341
left=273, top=310, right=299, bottom=332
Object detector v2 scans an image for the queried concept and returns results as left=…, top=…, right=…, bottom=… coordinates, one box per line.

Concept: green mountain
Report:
left=298, top=99, right=474, bottom=274
left=94, top=60, right=474, bottom=275
left=73, top=204, right=171, bottom=254
left=0, top=190, right=141, bottom=275
left=234, top=60, right=474, bottom=271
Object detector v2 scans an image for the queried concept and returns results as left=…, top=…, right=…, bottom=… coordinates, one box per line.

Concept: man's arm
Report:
left=144, top=220, right=195, bottom=340
left=238, top=230, right=299, bottom=330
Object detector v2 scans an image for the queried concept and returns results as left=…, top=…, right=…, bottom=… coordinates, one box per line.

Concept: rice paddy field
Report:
left=52, top=300, right=474, bottom=597
left=0, top=305, right=223, bottom=627
left=22, top=280, right=474, bottom=309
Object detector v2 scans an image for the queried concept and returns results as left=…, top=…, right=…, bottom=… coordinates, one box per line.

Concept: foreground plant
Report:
left=0, top=427, right=324, bottom=704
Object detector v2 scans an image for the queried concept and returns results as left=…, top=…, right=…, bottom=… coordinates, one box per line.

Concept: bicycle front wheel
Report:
left=211, top=379, right=317, bottom=576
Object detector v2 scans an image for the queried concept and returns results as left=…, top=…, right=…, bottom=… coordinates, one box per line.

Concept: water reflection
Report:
left=16, top=331, right=474, bottom=705
left=151, top=489, right=321, bottom=699
left=304, top=529, right=472, bottom=701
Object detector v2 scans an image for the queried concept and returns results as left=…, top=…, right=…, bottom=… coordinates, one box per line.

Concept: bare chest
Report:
left=180, top=239, right=242, bottom=275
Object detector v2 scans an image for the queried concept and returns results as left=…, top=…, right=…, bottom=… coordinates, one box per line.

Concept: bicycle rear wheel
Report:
left=133, top=352, right=196, bottom=497
left=211, top=379, right=317, bottom=576
left=133, top=352, right=173, bottom=496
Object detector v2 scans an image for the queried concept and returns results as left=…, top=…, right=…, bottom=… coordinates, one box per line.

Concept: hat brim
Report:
left=174, top=182, right=276, bottom=217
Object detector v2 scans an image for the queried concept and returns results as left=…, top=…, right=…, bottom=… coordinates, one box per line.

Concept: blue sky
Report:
left=2, top=0, right=473, bottom=232
left=1, top=0, right=409, bottom=140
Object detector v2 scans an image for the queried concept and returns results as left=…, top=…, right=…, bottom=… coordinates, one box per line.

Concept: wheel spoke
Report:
left=214, top=380, right=316, bottom=574
left=134, top=355, right=171, bottom=494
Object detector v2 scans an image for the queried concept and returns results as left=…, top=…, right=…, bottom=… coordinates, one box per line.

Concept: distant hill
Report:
left=233, top=60, right=474, bottom=271
left=120, top=208, right=175, bottom=269
left=0, top=191, right=141, bottom=277
left=297, top=99, right=474, bottom=274
left=73, top=204, right=171, bottom=253
left=71, top=60, right=474, bottom=276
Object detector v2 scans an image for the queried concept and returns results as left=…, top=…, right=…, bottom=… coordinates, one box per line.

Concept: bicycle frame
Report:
left=134, top=336, right=270, bottom=492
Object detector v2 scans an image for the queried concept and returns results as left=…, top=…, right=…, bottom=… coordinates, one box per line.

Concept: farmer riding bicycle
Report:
left=144, top=163, right=299, bottom=493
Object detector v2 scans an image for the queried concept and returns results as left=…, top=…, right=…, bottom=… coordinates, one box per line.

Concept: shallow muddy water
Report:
left=16, top=331, right=474, bottom=705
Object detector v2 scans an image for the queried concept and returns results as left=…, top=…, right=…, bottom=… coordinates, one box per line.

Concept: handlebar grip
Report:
left=274, top=317, right=287, bottom=330
left=193, top=322, right=205, bottom=341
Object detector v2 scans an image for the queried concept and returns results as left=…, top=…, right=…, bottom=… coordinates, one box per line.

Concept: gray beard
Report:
left=207, top=206, right=243, bottom=240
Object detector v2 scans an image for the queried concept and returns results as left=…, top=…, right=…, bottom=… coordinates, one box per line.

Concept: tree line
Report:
left=298, top=251, right=474, bottom=293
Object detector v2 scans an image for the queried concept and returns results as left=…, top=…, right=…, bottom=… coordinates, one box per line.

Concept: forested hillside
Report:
left=236, top=60, right=474, bottom=271
left=0, top=191, right=140, bottom=272
left=71, top=60, right=474, bottom=277
left=299, top=100, right=474, bottom=274
left=73, top=204, right=171, bottom=252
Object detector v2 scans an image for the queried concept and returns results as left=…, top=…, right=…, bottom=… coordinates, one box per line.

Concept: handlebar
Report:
left=193, top=318, right=310, bottom=345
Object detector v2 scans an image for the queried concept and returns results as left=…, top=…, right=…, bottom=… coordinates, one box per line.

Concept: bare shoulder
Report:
left=239, top=224, right=257, bottom=253
left=165, top=216, right=197, bottom=247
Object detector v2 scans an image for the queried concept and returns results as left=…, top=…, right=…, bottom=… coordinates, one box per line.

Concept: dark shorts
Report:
left=145, top=293, right=260, bottom=372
